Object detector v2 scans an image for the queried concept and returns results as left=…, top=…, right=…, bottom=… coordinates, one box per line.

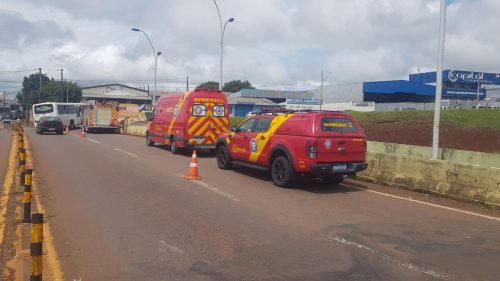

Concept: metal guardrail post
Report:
left=30, top=213, right=43, bottom=281
left=23, top=169, right=33, bottom=223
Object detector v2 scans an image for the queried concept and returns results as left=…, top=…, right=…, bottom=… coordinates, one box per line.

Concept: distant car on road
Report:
left=246, top=111, right=258, bottom=117
left=36, top=116, right=64, bottom=135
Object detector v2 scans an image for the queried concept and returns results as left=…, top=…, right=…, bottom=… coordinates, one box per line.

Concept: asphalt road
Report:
left=0, top=127, right=11, bottom=187
left=25, top=128, right=500, bottom=281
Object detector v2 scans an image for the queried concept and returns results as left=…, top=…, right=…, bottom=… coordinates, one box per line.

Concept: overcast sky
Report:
left=1, top=0, right=499, bottom=94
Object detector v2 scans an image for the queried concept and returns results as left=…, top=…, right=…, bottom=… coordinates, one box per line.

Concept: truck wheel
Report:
left=146, top=132, right=155, bottom=146
left=271, top=156, right=296, bottom=188
left=322, top=175, right=345, bottom=185
left=69, top=120, right=75, bottom=130
left=216, top=145, right=232, bottom=169
left=170, top=137, right=179, bottom=154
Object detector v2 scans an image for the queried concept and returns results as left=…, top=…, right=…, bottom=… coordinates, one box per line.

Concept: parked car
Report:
left=36, top=116, right=64, bottom=135
left=246, top=111, right=258, bottom=117
left=215, top=110, right=368, bottom=187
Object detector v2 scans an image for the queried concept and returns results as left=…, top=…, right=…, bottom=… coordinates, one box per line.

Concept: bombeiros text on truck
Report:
left=146, top=88, right=229, bottom=153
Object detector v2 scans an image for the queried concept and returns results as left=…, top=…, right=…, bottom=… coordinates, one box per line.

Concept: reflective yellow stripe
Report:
left=167, top=92, right=190, bottom=135
left=249, top=114, right=294, bottom=162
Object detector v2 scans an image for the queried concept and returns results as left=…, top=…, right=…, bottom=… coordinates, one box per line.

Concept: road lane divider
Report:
left=30, top=213, right=43, bottom=281
left=344, top=182, right=500, bottom=223
left=87, top=138, right=101, bottom=144
left=24, top=129, right=64, bottom=281
left=19, top=147, right=26, bottom=186
left=322, top=232, right=448, bottom=280
left=114, top=147, right=138, bottom=158
left=174, top=173, right=240, bottom=202
left=23, top=168, right=33, bottom=223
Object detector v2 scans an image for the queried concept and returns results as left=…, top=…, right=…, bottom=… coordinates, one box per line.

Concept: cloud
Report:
left=0, top=0, right=499, bottom=93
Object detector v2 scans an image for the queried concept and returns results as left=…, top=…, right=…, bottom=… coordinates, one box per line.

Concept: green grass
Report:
left=229, top=109, right=500, bottom=130
left=348, top=109, right=500, bottom=130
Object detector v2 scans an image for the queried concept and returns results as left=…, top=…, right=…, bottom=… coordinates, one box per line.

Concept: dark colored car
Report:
left=36, top=116, right=64, bottom=135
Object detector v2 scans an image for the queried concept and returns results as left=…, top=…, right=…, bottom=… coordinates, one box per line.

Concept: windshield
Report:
left=43, top=116, right=60, bottom=122
left=34, top=104, right=54, bottom=114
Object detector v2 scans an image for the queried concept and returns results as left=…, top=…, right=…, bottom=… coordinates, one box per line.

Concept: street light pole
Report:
left=431, top=0, right=447, bottom=160
left=131, top=28, right=161, bottom=107
left=320, top=70, right=332, bottom=110
left=213, top=0, right=234, bottom=91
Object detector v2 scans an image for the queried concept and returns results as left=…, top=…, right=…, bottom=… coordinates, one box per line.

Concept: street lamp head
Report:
left=157, top=51, right=162, bottom=56
left=228, top=18, right=235, bottom=22
left=131, top=28, right=141, bottom=32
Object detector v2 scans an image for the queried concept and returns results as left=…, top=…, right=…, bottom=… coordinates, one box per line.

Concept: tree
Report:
left=17, top=74, right=82, bottom=111
left=196, top=81, right=219, bottom=90
left=222, top=80, right=255, bottom=93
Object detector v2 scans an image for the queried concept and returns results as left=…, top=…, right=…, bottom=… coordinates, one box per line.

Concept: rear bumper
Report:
left=309, top=162, right=368, bottom=177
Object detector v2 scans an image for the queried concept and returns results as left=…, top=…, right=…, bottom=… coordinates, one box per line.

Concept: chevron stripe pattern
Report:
left=187, top=103, right=229, bottom=144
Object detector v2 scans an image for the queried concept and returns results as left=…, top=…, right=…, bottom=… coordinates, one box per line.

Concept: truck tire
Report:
left=70, top=120, right=75, bottom=130
left=271, top=156, right=296, bottom=188
left=146, top=132, right=155, bottom=146
left=216, top=145, right=232, bottom=169
left=170, top=136, right=179, bottom=154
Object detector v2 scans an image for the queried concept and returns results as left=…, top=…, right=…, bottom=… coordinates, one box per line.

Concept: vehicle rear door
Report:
left=315, top=115, right=366, bottom=166
left=96, top=106, right=112, bottom=126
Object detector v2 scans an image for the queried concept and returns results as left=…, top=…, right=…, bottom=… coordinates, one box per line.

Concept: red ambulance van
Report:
left=146, top=88, right=229, bottom=153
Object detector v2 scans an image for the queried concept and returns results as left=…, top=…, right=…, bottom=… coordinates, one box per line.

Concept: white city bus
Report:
left=32, top=102, right=84, bottom=129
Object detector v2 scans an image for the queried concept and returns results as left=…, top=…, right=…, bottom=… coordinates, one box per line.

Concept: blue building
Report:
left=317, top=70, right=500, bottom=110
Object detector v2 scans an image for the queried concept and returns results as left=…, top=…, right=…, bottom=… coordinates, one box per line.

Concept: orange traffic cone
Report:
left=64, top=126, right=69, bottom=134
left=185, top=150, right=201, bottom=180
left=80, top=129, right=86, bottom=138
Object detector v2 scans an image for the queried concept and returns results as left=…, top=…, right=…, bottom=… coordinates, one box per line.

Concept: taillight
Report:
left=306, top=141, right=317, bottom=159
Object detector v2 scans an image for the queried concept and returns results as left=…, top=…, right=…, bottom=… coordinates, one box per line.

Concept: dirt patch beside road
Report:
left=363, top=121, right=500, bottom=153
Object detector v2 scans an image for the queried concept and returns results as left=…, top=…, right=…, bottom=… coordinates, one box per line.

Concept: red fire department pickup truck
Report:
left=215, top=110, right=368, bottom=187
left=146, top=88, right=229, bottom=153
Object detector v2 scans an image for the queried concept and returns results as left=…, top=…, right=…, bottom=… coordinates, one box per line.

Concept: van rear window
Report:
left=320, top=117, right=358, bottom=132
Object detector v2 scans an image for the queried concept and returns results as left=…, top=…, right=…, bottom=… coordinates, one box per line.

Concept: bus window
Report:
left=34, top=104, right=54, bottom=114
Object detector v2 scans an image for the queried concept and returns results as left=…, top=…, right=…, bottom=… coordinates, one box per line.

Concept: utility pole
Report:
left=38, top=68, right=42, bottom=89
left=60, top=69, right=64, bottom=102
left=431, top=0, right=447, bottom=160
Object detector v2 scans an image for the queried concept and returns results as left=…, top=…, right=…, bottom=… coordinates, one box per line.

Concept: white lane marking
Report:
left=159, top=240, right=185, bottom=255
left=175, top=173, right=240, bottom=202
left=345, top=183, right=500, bottom=223
left=323, top=233, right=448, bottom=280
left=114, top=148, right=138, bottom=158
left=87, top=138, right=101, bottom=144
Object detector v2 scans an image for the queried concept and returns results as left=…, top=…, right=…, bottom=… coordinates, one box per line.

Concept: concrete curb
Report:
left=358, top=152, right=500, bottom=207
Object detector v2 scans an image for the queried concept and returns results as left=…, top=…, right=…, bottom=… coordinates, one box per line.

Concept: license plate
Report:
left=49, top=128, right=55, bottom=131
left=332, top=163, right=347, bottom=171
left=193, top=136, right=205, bottom=142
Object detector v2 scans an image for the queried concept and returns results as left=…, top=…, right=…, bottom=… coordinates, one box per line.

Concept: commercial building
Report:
left=81, top=84, right=151, bottom=105
left=316, top=70, right=500, bottom=110
left=228, top=89, right=313, bottom=116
